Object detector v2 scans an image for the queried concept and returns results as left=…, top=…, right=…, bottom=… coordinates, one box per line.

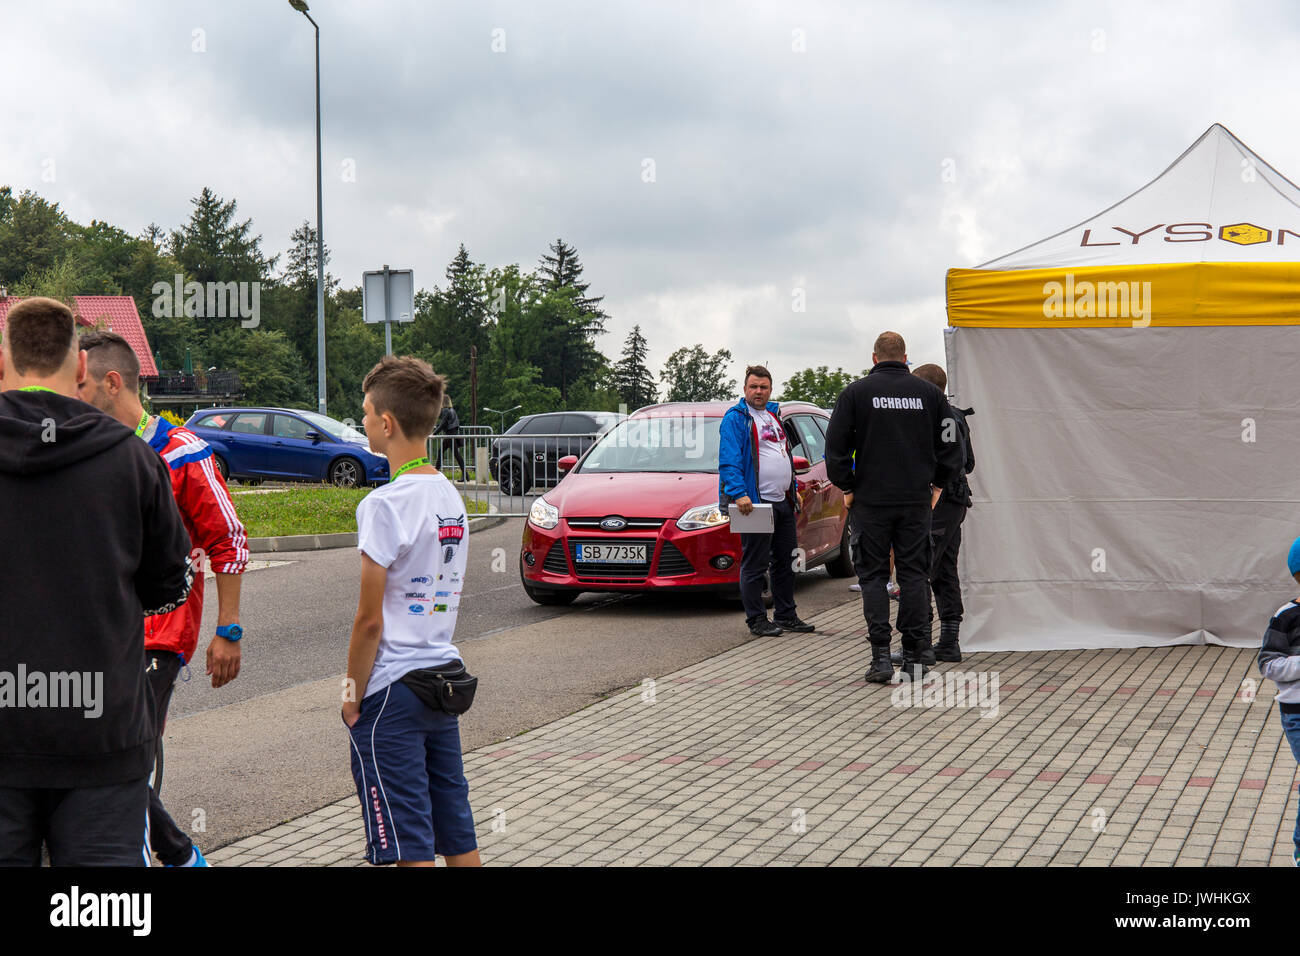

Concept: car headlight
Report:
left=676, top=503, right=729, bottom=531
left=529, top=496, right=560, bottom=530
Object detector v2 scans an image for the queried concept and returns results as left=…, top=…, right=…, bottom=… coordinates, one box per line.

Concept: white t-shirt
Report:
left=355, top=473, right=468, bottom=698
left=747, top=405, right=792, bottom=502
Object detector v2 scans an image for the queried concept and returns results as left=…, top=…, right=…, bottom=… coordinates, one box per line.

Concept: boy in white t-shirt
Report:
left=342, top=355, right=481, bottom=867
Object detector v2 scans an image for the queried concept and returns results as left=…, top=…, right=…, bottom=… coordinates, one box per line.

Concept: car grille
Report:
left=656, top=541, right=694, bottom=577
left=565, top=517, right=665, bottom=530
left=570, top=537, right=656, bottom=580
left=542, top=542, right=571, bottom=575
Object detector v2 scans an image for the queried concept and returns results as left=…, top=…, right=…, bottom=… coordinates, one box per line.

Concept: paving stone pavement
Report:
left=206, top=597, right=1300, bottom=867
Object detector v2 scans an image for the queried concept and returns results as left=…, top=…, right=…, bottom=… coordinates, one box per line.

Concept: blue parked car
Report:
left=184, top=407, right=390, bottom=487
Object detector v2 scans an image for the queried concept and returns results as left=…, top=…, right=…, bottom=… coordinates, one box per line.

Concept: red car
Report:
left=519, top=401, right=854, bottom=605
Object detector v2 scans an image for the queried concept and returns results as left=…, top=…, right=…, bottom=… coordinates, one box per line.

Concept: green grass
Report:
left=230, top=484, right=489, bottom=538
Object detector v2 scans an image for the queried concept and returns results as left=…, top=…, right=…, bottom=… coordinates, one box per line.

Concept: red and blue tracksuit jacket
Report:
left=142, top=418, right=248, bottom=662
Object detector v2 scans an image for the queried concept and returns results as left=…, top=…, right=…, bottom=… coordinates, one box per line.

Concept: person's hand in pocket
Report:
left=342, top=700, right=361, bottom=728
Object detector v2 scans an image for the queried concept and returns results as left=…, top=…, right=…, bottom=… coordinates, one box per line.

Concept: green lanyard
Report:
left=392, top=456, right=430, bottom=481
left=18, top=385, right=56, bottom=393
left=134, top=410, right=150, bottom=438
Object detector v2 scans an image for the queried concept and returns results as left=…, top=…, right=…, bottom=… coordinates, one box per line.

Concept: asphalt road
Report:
left=162, top=517, right=864, bottom=851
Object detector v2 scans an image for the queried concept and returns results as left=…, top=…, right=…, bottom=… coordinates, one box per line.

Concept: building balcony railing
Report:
left=148, top=370, right=243, bottom=398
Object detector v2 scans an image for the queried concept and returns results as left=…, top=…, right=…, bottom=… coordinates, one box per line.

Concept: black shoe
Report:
left=897, top=661, right=929, bottom=681
left=893, top=645, right=935, bottom=667
left=773, top=616, right=815, bottom=633
left=865, top=648, right=895, bottom=684
left=748, top=619, right=783, bottom=637
left=934, top=622, right=962, bottom=662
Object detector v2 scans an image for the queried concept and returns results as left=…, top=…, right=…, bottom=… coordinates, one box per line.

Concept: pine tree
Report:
left=285, top=220, right=330, bottom=286
left=538, top=238, right=606, bottom=320
left=534, top=239, right=610, bottom=404
left=140, top=222, right=165, bottom=250
left=407, top=244, right=489, bottom=393
left=258, top=220, right=333, bottom=370
left=168, top=187, right=276, bottom=286
left=613, top=324, right=658, bottom=409
left=442, top=243, right=489, bottom=359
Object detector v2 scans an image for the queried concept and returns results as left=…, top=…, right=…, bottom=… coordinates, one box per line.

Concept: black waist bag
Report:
left=399, top=661, right=478, bottom=716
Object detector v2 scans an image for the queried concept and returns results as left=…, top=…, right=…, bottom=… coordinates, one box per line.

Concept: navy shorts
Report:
left=346, top=679, right=477, bottom=864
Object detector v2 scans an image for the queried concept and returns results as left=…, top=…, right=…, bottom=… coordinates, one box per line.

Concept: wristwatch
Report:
left=215, top=624, right=243, bottom=642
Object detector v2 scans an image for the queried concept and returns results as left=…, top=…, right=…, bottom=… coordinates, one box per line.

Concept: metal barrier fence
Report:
left=425, top=432, right=599, bottom=517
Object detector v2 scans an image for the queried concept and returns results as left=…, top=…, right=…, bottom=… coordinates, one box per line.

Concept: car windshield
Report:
left=300, top=410, right=367, bottom=444
left=578, top=416, right=721, bottom=473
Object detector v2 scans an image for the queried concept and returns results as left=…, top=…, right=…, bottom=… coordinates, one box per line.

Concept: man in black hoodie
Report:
left=825, top=332, right=963, bottom=685
left=0, top=297, right=193, bottom=866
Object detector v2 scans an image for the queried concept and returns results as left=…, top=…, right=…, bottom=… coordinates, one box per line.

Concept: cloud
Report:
left=5, top=0, right=1300, bottom=386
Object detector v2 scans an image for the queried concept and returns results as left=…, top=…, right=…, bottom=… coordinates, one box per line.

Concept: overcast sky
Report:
left=5, top=0, right=1299, bottom=393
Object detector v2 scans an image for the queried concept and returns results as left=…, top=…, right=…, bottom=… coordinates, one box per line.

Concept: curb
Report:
left=247, top=508, right=508, bottom=553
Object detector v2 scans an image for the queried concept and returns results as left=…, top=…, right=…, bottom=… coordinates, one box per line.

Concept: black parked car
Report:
left=489, top=411, right=625, bottom=496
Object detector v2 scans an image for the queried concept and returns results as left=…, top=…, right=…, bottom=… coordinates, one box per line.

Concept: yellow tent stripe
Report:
left=947, top=262, right=1300, bottom=328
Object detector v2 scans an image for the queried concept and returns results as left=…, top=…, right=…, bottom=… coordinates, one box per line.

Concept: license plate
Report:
left=575, top=544, right=646, bottom=564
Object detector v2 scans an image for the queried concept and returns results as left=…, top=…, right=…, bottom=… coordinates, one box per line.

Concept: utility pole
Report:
left=288, top=0, right=327, bottom=414
left=469, top=345, right=478, bottom=427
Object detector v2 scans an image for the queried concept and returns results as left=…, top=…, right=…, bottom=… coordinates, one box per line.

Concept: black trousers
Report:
left=146, top=652, right=194, bottom=866
left=928, top=500, right=967, bottom=626
left=852, top=502, right=932, bottom=653
left=739, top=497, right=798, bottom=623
left=0, top=779, right=149, bottom=866
left=435, top=435, right=467, bottom=477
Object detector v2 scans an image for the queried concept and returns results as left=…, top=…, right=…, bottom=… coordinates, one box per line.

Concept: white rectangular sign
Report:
left=362, top=268, right=415, bottom=324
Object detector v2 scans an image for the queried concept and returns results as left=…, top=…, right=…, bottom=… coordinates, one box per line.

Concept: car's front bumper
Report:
left=520, top=518, right=741, bottom=593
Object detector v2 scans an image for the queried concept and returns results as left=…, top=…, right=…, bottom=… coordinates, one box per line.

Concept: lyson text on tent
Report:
left=1042, top=273, right=1152, bottom=328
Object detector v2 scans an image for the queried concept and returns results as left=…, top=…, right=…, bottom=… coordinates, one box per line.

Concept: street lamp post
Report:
left=483, top=405, right=522, bottom=435
left=289, top=0, right=327, bottom=415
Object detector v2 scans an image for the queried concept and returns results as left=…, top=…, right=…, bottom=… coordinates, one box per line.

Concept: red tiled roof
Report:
left=0, top=295, right=158, bottom=378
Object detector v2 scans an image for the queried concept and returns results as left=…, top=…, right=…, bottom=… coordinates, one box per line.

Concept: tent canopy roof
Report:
left=980, top=124, right=1300, bottom=271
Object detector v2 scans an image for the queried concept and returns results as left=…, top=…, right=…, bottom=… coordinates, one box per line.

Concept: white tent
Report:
left=945, top=124, right=1300, bottom=651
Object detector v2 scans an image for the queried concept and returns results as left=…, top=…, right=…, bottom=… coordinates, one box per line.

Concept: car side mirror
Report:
left=558, top=455, right=578, bottom=473
left=792, top=455, right=811, bottom=474
left=305, top=430, right=323, bottom=443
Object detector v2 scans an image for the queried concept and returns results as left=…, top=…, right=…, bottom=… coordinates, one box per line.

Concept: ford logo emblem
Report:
left=600, top=516, right=628, bottom=531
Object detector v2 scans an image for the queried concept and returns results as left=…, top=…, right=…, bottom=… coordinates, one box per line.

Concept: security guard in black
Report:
left=824, top=356, right=964, bottom=678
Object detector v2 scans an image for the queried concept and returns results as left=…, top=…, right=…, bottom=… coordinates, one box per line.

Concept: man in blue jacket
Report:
left=718, top=365, right=814, bottom=637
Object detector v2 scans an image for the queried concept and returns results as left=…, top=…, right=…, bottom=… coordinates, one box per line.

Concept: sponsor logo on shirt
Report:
left=437, top=514, right=466, bottom=563
left=433, top=603, right=449, bottom=613
left=410, top=575, right=431, bottom=585
left=408, top=604, right=427, bottom=615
